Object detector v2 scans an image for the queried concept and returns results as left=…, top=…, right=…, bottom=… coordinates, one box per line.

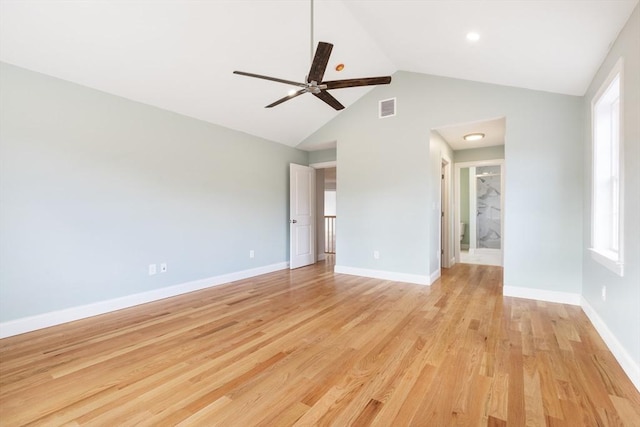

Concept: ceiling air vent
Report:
left=379, top=97, right=396, bottom=118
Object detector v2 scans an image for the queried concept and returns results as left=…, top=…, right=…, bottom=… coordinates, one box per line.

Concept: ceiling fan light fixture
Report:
left=335, top=63, right=345, bottom=71
left=464, top=132, right=485, bottom=141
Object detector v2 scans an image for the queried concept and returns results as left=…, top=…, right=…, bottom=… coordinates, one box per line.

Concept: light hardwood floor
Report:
left=1, top=260, right=639, bottom=426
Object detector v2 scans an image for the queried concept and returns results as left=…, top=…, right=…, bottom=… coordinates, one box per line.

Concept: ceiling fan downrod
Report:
left=310, top=0, right=314, bottom=67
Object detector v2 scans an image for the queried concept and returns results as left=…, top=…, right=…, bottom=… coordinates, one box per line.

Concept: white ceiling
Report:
left=1, top=0, right=637, bottom=149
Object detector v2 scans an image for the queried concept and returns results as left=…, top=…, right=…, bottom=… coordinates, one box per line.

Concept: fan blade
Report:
left=307, top=42, right=333, bottom=84
left=233, top=71, right=305, bottom=87
left=323, top=76, right=392, bottom=90
left=313, top=90, right=344, bottom=111
left=266, top=88, right=308, bottom=108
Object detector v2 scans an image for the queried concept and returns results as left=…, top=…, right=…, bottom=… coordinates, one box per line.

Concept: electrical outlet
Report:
left=373, top=250, right=380, bottom=260
left=148, top=264, right=157, bottom=276
left=160, top=263, right=167, bottom=273
left=601, top=286, right=607, bottom=301
left=249, top=250, right=255, bottom=259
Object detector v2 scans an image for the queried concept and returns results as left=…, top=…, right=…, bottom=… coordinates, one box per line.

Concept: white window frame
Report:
left=590, top=57, right=624, bottom=276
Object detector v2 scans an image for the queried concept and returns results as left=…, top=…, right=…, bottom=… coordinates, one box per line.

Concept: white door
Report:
left=290, top=164, right=316, bottom=269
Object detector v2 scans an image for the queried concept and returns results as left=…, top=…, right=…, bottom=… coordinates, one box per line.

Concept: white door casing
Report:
left=290, top=164, right=316, bottom=269
left=440, top=157, right=452, bottom=268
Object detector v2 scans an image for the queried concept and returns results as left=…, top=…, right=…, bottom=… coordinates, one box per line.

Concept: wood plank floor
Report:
left=1, top=260, right=639, bottom=426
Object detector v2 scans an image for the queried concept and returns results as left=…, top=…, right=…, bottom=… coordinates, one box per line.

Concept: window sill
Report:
left=589, top=248, right=624, bottom=276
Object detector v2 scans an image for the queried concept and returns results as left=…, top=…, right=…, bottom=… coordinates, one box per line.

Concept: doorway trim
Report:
left=309, top=161, right=336, bottom=169
left=440, top=155, right=453, bottom=268
left=454, top=158, right=505, bottom=265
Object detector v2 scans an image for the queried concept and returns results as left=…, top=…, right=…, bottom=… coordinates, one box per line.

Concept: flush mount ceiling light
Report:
left=464, top=133, right=485, bottom=141
left=466, top=32, right=480, bottom=42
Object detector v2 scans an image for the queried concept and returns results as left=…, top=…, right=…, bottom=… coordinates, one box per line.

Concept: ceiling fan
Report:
left=233, top=42, right=391, bottom=111
left=232, top=1, right=391, bottom=111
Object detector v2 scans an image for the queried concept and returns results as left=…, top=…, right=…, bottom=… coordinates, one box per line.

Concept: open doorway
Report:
left=324, top=168, right=336, bottom=255
left=433, top=117, right=506, bottom=268
left=311, top=161, right=337, bottom=264
left=455, top=160, right=504, bottom=266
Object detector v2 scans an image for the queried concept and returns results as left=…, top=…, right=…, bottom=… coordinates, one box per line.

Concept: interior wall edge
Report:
left=503, top=285, right=581, bottom=305
left=334, top=265, right=430, bottom=286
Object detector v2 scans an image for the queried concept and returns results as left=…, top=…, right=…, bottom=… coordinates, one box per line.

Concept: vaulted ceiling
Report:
left=1, top=0, right=637, bottom=148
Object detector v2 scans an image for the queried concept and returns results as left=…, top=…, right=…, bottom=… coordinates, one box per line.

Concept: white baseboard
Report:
left=334, top=265, right=430, bottom=286
left=581, top=297, right=640, bottom=393
left=4, top=262, right=636, bottom=394
left=503, top=285, right=581, bottom=305
left=0, top=262, right=289, bottom=339
left=430, top=269, right=441, bottom=284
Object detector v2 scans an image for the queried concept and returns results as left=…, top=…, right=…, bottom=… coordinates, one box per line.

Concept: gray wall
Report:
left=0, top=62, right=307, bottom=322
left=582, top=6, right=640, bottom=371
left=308, top=148, right=337, bottom=164
left=302, top=70, right=583, bottom=292
left=454, top=145, right=505, bottom=163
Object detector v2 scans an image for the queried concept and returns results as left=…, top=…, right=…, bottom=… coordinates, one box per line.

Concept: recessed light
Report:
left=466, top=32, right=480, bottom=42
left=464, top=133, right=485, bottom=141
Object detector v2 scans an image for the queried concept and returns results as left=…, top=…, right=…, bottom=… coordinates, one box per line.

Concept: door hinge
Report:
left=441, top=174, right=444, bottom=179
left=441, top=249, right=444, bottom=255
left=441, top=211, right=444, bottom=217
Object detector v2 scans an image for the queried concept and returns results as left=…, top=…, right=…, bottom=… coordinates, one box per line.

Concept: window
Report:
left=590, top=58, right=624, bottom=276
